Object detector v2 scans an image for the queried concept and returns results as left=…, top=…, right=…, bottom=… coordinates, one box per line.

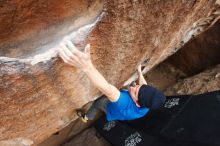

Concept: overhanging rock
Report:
left=0, top=0, right=219, bottom=145
left=165, top=64, right=220, bottom=96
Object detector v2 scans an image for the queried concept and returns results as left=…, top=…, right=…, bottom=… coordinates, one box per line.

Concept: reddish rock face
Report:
left=0, top=0, right=104, bottom=58
left=165, top=64, right=220, bottom=96
left=166, top=20, right=220, bottom=76
left=0, top=0, right=219, bottom=145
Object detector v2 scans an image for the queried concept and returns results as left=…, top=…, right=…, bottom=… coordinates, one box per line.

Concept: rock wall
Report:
left=165, top=64, right=220, bottom=96
left=166, top=19, right=220, bottom=76
left=0, top=0, right=219, bottom=145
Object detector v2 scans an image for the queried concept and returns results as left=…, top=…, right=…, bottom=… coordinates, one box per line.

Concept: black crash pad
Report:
left=94, top=90, right=220, bottom=146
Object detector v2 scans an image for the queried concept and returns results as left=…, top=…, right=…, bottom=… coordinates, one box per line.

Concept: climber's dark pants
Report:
left=85, top=96, right=110, bottom=120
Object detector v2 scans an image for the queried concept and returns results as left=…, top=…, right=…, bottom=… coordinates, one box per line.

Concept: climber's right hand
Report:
left=58, top=40, right=93, bottom=72
left=137, top=64, right=147, bottom=85
left=137, top=64, right=142, bottom=74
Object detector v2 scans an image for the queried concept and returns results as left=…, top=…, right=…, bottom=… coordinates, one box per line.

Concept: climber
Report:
left=58, top=40, right=166, bottom=122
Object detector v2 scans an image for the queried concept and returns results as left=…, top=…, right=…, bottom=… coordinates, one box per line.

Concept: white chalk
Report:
left=0, top=12, right=105, bottom=65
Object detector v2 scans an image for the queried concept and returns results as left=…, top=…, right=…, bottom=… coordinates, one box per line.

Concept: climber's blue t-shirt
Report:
left=106, top=90, right=149, bottom=121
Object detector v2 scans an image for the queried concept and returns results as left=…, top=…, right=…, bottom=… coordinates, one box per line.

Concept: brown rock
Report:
left=0, top=0, right=219, bottom=145
left=146, top=63, right=187, bottom=91
left=166, top=20, right=220, bottom=76
left=62, top=128, right=110, bottom=146
left=165, top=64, right=220, bottom=96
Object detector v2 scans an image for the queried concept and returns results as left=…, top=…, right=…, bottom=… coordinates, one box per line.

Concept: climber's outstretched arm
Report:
left=137, top=65, right=147, bottom=85
left=58, top=40, right=120, bottom=102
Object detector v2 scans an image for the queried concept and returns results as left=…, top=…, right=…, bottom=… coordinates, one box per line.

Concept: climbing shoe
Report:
left=76, top=110, right=88, bottom=123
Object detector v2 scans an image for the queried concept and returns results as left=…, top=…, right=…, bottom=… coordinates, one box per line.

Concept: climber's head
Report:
left=137, top=85, right=166, bottom=109
left=128, top=84, right=142, bottom=107
left=129, top=84, right=166, bottom=109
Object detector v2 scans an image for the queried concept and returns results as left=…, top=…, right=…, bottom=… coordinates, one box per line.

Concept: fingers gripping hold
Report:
left=59, top=43, right=77, bottom=65
left=85, top=44, right=91, bottom=57
left=85, top=44, right=90, bottom=54
left=58, top=40, right=92, bottom=70
left=137, top=64, right=142, bottom=73
left=58, top=46, right=71, bottom=63
left=64, top=40, right=84, bottom=57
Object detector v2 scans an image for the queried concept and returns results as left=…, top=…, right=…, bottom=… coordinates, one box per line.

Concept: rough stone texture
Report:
left=0, top=138, right=33, bottom=146
left=62, top=128, right=110, bottom=146
left=38, top=117, right=94, bottom=146
left=0, top=0, right=104, bottom=58
left=165, top=64, right=220, bottom=96
left=0, top=0, right=219, bottom=145
left=38, top=103, right=101, bottom=146
left=166, top=19, right=220, bottom=76
left=146, top=63, right=187, bottom=91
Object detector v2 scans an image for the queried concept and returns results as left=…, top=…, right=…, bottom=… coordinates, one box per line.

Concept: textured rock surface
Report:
left=166, top=20, right=220, bottom=76
left=0, top=0, right=219, bottom=145
left=146, top=63, right=187, bottom=91
left=62, top=128, right=110, bottom=146
left=0, top=0, right=104, bottom=58
left=38, top=117, right=94, bottom=146
left=165, top=64, right=220, bottom=95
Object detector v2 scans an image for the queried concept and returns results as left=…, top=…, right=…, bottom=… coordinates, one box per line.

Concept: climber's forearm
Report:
left=138, top=71, right=147, bottom=85
left=84, top=64, right=120, bottom=102
left=84, top=64, right=111, bottom=93
left=58, top=41, right=119, bottom=102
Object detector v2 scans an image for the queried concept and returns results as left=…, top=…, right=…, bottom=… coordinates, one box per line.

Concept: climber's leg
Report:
left=85, top=96, right=110, bottom=120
